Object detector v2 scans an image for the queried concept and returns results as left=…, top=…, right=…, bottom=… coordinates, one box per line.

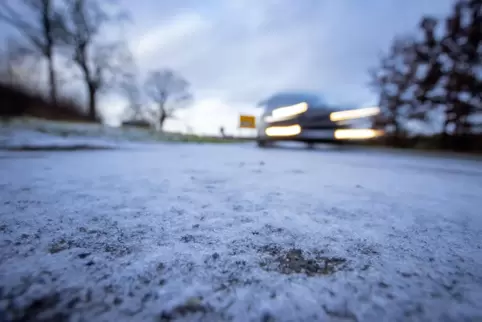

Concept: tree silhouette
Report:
left=0, top=0, right=65, bottom=106
left=370, top=0, right=481, bottom=150
left=144, top=69, right=192, bottom=131
left=59, top=0, right=130, bottom=121
left=369, top=36, right=420, bottom=146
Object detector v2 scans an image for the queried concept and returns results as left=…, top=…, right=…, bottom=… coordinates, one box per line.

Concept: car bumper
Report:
left=258, top=118, right=383, bottom=142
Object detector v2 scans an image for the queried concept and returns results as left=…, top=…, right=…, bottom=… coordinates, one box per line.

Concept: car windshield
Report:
left=258, top=92, right=325, bottom=110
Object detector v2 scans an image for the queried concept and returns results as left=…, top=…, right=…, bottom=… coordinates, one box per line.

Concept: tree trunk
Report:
left=157, top=102, right=167, bottom=131
left=87, top=83, right=97, bottom=121
left=441, top=115, right=451, bottom=149
left=393, top=125, right=401, bottom=147
left=47, top=53, right=57, bottom=107
left=392, top=118, right=404, bottom=147
left=159, top=112, right=167, bottom=132
left=43, top=0, right=57, bottom=106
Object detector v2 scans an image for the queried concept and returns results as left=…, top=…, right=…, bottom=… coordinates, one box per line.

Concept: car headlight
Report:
left=330, top=107, right=380, bottom=122
left=271, top=102, right=308, bottom=119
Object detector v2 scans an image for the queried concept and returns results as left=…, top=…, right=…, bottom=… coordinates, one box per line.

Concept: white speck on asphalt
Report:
left=0, top=142, right=481, bottom=321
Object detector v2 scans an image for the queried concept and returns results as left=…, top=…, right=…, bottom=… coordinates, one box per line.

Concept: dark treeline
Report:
left=370, top=0, right=481, bottom=152
left=0, top=0, right=192, bottom=131
left=0, top=82, right=89, bottom=121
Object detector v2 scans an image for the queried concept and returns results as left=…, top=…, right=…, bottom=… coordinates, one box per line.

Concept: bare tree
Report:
left=118, top=57, right=145, bottom=121
left=369, top=36, right=421, bottom=146
left=144, top=69, right=192, bottom=131
left=0, top=0, right=64, bottom=105
left=436, top=0, right=480, bottom=138
left=120, top=74, right=143, bottom=120
left=413, top=0, right=481, bottom=147
left=370, top=0, right=481, bottom=150
left=59, top=0, right=129, bottom=121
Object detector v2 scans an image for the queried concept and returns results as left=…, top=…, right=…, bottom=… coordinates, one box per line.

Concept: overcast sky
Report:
left=1, top=0, right=454, bottom=134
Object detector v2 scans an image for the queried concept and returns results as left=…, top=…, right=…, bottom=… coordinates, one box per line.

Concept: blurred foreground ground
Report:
left=0, top=123, right=481, bottom=321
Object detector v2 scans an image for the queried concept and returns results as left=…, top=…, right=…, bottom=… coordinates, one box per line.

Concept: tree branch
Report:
left=0, top=2, right=46, bottom=51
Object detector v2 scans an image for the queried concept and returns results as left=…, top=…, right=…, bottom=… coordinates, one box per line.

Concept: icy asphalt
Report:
left=0, top=142, right=481, bottom=322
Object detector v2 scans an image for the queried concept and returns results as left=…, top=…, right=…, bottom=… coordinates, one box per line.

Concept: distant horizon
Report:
left=0, top=0, right=454, bottom=135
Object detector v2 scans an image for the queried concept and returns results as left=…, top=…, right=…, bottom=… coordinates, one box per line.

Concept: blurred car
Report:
left=256, top=92, right=383, bottom=147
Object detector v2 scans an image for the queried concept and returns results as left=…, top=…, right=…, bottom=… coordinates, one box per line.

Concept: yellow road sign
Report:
left=239, top=115, right=256, bottom=129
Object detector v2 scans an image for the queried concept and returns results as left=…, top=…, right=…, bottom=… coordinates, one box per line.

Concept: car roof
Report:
left=258, top=91, right=325, bottom=110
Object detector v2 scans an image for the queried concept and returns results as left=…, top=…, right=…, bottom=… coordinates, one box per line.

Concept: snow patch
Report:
left=0, top=144, right=481, bottom=321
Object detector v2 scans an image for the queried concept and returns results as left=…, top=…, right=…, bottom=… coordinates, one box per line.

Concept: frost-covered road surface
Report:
left=1, top=143, right=481, bottom=322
